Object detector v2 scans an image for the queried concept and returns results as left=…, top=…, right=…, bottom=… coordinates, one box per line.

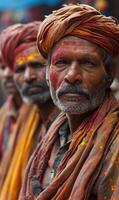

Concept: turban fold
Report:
left=0, top=22, right=41, bottom=69
left=37, top=4, right=119, bottom=63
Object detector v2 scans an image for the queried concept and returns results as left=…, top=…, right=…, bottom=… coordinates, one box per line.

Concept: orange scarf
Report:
left=20, top=92, right=119, bottom=200
left=0, top=104, right=40, bottom=200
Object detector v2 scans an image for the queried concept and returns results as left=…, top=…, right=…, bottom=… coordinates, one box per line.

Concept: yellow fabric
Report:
left=0, top=103, right=33, bottom=189
left=0, top=101, right=9, bottom=140
left=0, top=104, right=40, bottom=200
left=0, top=96, right=18, bottom=188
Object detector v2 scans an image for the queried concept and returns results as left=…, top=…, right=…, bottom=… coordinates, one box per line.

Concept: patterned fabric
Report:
left=37, top=4, right=119, bottom=64
left=41, top=121, right=70, bottom=189
left=19, top=91, right=119, bottom=200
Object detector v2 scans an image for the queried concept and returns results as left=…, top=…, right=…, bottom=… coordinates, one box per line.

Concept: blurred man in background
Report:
left=0, top=21, right=59, bottom=200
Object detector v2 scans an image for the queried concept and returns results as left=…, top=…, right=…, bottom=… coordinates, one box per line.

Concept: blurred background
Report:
left=0, top=0, right=119, bottom=106
left=0, top=0, right=118, bottom=31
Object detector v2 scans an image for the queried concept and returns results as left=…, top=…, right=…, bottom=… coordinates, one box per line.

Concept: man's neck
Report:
left=38, top=101, right=59, bottom=130
left=13, top=93, right=22, bottom=110
left=66, top=111, right=92, bottom=134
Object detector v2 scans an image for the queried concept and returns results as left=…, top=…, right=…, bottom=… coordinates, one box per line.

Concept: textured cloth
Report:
left=19, top=91, right=119, bottom=200
left=0, top=104, right=40, bottom=200
left=37, top=4, right=119, bottom=63
left=0, top=102, right=26, bottom=189
left=0, top=95, right=17, bottom=161
left=0, top=21, right=41, bottom=69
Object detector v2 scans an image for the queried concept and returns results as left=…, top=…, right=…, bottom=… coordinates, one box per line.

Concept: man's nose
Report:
left=24, top=66, right=36, bottom=82
left=64, top=62, right=82, bottom=84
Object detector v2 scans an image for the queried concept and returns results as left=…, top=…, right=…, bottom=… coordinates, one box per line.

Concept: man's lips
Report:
left=5, top=82, right=16, bottom=89
left=24, top=87, right=43, bottom=95
left=59, top=93, right=88, bottom=102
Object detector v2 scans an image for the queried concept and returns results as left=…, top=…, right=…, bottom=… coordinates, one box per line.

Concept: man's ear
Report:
left=104, top=56, right=116, bottom=86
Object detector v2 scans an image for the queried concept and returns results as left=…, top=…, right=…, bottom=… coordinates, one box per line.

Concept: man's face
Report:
left=14, top=46, right=51, bottom=105
left=0, top=61, right=18, bottom=95
left=48, top=36, right=109, bottom=115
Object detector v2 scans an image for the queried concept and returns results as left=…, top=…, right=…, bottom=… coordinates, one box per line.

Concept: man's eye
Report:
left=15, top=67, right=25, bottom=73
left=31, top=62, right=45, bottom=69
left=55, top=59, right=68, bottom=67
left=0, top=65, right=6, bottom=70
left=83, top=60, right=96, bottom=67
left=34, top=63, right=44, bottom=68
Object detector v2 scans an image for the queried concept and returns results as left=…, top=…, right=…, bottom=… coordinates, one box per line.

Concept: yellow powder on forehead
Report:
left=28, top=52, right=40, bottom=62
left=16, top=52, right=40, bottom=66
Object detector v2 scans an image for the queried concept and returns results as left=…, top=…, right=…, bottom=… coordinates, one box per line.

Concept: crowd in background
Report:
left=0, top=0, right=119, bottom=32
left=0, top=0, right=119, bottom=107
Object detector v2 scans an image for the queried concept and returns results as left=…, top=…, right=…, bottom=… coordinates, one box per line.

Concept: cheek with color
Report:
left=49, top=66, right=61, bottom=89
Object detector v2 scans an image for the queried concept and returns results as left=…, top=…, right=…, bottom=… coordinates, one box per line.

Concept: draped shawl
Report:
left=19, top=91, right=119, bottom=200
left=0, top=104, right=40, bottom=200
left=0, top=95, right=16, bottom=161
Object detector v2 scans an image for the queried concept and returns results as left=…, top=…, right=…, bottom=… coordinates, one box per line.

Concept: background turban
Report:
left=0, top=21, right=41, bottom=69
left=37, top=4, right=119, bottom=63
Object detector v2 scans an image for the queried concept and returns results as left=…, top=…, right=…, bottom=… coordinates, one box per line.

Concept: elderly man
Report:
left=0, top=52, right=22, bottom=160
left=0, top=48, right=37, bottom=195
left=20, top=4, right=119, bottom=200
left=0, top=25, right=40, bottom=200
left=0, top=51, right=22, bottom=164
left=0, top=22, right=59, bottom=200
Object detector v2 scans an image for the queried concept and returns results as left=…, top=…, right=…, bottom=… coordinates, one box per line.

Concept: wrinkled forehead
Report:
left=49, top=36, right=104, bottom=61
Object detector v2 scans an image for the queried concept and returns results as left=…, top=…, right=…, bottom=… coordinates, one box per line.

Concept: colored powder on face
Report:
left=51, top=48, right=66, bottom=65
left=49, top=66, right=58, bottom=89
left=15, top=52, right=40, bottom=66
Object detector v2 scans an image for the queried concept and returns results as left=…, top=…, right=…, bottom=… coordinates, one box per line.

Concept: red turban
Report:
left=0, top=21, right=41, bottom=69
left=37, top=4, right=119, bottom=63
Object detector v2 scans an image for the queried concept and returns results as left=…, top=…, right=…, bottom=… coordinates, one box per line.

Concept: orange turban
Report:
left=0, top=21, right=41, bottom=69
left=37, top=4, right=119, bottom=63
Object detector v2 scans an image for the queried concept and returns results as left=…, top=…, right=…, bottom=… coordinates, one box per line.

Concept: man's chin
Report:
left=22, top=94, right=51, bottom=106
left=6, top=89, right=18, bottom=96
left=55, top=100, right=91, bottom=115
left=22, top=96, right=37, bottom=104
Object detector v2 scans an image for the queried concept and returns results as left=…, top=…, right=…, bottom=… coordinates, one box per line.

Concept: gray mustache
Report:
left=21, top=81, right=49, bottom=94
left=57, top=84, right=90, bottom=99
